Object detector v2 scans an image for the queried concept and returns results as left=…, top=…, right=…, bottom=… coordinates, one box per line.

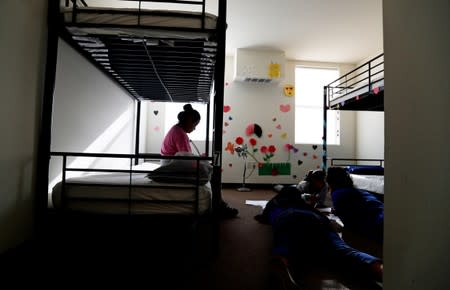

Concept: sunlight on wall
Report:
left=48, top=106, right=134, bottom=194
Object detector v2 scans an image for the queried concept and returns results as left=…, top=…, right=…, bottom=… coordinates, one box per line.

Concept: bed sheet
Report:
left=350, top=174, right=384, bottom=195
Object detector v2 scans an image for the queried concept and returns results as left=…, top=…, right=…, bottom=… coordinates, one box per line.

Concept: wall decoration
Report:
left=224, top=105, right=231, bottom=113
left=276, top=124, right=282, bottom=130
left=153, top=110, right=159, bottom=115
left=313, top=154, right=318, bottom=160
left=249, top=138, right=257, bottom=146
left=258, top=162, right=291, bottom=176
left=224, top=122, right=229, bottom=127
left=228, top=116, right=233, bottom=120
left=303, top=152, right=308, bottom=157
left=228, top=163, right=233, bottom=167
left=284, top=143, right=299, bottom=162
left=283, top=84, right=295, bottom=97
left=235, top=136, right=244, bottom=145
left=281, top=132, right=288, bottom=139
left=298, top=160, right=303, bottom=166
left=268, top=63, right=281, bottom=79
left=312, top=145, right=318, bottom=150
left=245, top=123, right=263, bottom=138
left=154, top=126, right=160, bottom=132
left=272, top=117, right=277, bottom=122
left=280, top=104, right=291, bottom=113
left=267, top=133, right=273, bottom=138
left=260, top=145, right=276, bottom=162
left=225, top=142, right=235, bottom=154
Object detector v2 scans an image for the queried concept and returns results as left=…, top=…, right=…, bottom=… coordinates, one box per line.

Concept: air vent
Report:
left=234, top=48, right=285, bottom=83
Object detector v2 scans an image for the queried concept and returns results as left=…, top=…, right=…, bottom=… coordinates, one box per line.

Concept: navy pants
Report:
left=272, top=208, right=379, bottom=271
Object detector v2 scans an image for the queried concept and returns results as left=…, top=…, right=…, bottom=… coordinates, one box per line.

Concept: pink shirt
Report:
left=161, top=124, right=192, bottom=156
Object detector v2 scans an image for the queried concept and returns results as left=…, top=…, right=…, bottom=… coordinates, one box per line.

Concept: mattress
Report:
left=350, top=174, right=384, bottom=195
left=61, top=6, right=218, bottom=39
left=51, top=168, right=212, bottom=215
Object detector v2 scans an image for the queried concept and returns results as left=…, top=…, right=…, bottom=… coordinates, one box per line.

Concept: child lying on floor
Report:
left=255, top=186, right=383, bottom=289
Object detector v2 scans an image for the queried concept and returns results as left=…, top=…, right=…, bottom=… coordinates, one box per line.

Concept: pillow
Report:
left=345, top=165, right=384, bottom=176
left=147, top=152, right=212, bottom=185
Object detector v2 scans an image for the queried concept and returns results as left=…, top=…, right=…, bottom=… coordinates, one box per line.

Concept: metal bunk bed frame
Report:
left=322, top=53, right=384, bottom=170
left=35, top=0, right=227, bottom=228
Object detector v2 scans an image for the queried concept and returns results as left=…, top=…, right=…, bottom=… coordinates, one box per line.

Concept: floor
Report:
left=1, top=187, right=382, bottom=289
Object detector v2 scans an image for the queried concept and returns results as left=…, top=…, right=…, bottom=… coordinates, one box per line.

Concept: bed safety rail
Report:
left=325, top=53, right=384, bottom=111
left=51, top=152, right=213, bottom=216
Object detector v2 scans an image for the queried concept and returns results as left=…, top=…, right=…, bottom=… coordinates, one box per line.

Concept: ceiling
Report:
left=223, top=0, right=383, bottom=64
left=86, top=0, right=384, bottom=64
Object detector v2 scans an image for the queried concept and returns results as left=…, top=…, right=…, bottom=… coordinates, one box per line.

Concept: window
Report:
left=295, top=66, right=340, bottom=145
left=164, top=102, right=213, bottom=141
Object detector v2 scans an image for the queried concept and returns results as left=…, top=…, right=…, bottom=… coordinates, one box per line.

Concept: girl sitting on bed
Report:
left=161, top=104, right=238, bottom=219
left=326, top=166, right=384, bottom=243
left=255, top=186, right=383, bottom=288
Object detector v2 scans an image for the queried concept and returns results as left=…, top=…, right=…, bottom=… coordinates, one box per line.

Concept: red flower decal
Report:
left=249, top=138, right=257, bottom=146
left=284, top=144, right=293, bottom=151
left=268, top=145, right=276, bottom=153
left=260, top=146, right=268, bottom=154
left=235, top=137, right=244, bottom=145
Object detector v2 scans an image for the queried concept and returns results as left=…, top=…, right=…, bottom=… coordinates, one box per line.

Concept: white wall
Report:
left=0, top=0, right=47, bottom=253
left=221, top=56, right=357, bottom=184
left=144, top=102, right=167, bottom=154
left=383, top=0, right=450, bottom=289
left=141, top=55, right=362, bottom=184
left=356, top=111, right=384, bottom=160
left=49, top=39, right=136, bottom=190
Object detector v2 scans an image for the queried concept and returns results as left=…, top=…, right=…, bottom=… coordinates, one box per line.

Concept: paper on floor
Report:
left=245, top=200, right=269, bottom=209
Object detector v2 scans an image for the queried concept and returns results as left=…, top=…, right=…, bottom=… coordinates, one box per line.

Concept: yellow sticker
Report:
left=283, top=84, right=295, bottom=97
left=268, top=63, right=281, bottom=78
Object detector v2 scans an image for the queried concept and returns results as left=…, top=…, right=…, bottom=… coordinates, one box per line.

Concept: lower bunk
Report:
left=44, top=152, right=219, bottom=282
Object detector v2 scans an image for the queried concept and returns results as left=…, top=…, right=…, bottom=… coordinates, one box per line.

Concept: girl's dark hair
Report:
left=177, top=104, right=201, bottom=124
left=326, top=167, right=354, bottom=189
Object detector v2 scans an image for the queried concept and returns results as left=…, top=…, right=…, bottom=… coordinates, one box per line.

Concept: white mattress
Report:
left=51, top=170, right=212, bottom=215
left=62, top=7, right=217, bottom=29
left=350, top=174, right=384, bottom=194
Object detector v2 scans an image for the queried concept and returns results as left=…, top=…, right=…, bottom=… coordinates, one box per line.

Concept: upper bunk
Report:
left=56, top=0, right=223, bottom=103
left=325, top=53, right=384, bottom=111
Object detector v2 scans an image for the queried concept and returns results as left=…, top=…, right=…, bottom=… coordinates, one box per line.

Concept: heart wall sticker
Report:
left=280, top=104, right=291, bottom=113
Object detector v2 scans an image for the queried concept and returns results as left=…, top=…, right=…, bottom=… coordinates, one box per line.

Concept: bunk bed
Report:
left=322, top=53, right=384, bottom=173
left=46, top=0, right=227, bottom=217
left=325, top=53, right=384, bottom=111
left=322, top=54, right=385, bottom=199
left=50, top=152, right=213, bottom=215
left=329, top=158, right=384, bottom=200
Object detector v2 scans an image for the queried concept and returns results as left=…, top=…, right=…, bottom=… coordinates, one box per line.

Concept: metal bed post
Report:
left=211, top=0, right=226, bottom=215
left=201, top=0, right=206, bottom=29
left=205, top=101, right=211, bottom=156
left=134, top=100, right=141, bottom=165
left=35, top=0, right=60, bottom=235
left=322, top=85, right=328, bottom=171
left=61, top=155, right=67, bottom=209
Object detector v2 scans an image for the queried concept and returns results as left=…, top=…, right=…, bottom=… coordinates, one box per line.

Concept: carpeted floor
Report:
left=1, top=187, right=382, bottom=289
left=0, top=187, right=278, bottom=289
left=190, top=188, right=277, bottom=290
